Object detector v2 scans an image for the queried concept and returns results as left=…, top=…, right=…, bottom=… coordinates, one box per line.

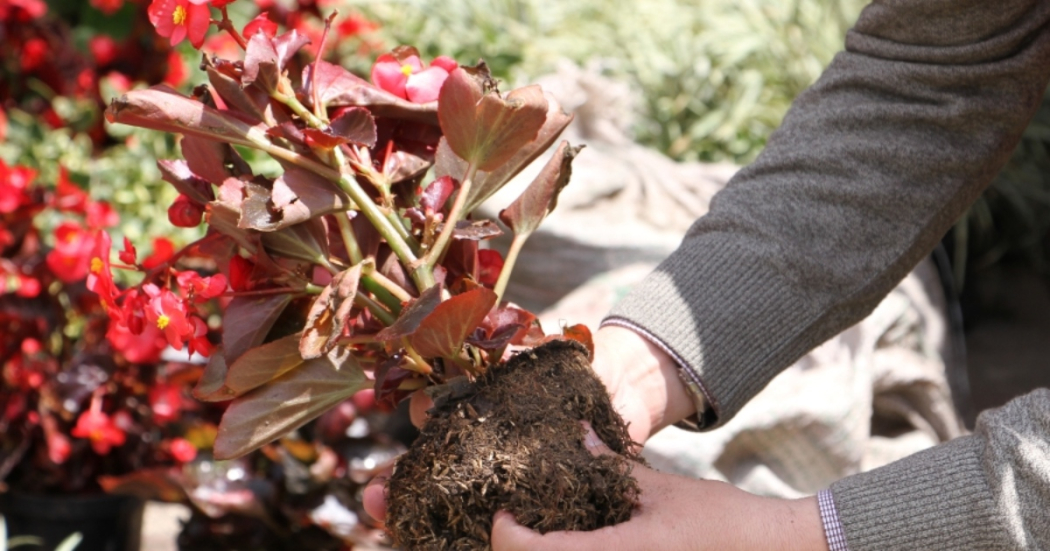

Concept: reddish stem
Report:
left=220, top=287, right=307, bottom=298
left=215, top=7, right=248, bottom=50
left=310, top=11, right=340, bottom=119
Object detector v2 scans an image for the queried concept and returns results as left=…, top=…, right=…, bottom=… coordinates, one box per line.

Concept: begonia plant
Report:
left=101, top=0, right=586, bottom=463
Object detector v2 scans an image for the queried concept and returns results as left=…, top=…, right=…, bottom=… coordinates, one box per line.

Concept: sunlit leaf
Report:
left=213, top=347, right=369, bottom=460
left=375, top=283, right=443, bottom=342
left=223, top=333, right=305, bottom=398
left=301, top=264, right=363, bottom=359
left=434, top=91, right=573, bottom=214
left=106, top=85, right=262, bottom=147
left=270, top=165, right=350, bottom=230
left=243, top=32, right=280, bottom=93
left=437, top=66, right=548, bottom=172
left=302, top=61, right=438, bottom=124
left=499, top=141, right=582, bottom=236
left=303, top=107, right=377, bottom=149
left=260, top=218, right=330, bottom=264
left=410, top=287, right=497, bottom=358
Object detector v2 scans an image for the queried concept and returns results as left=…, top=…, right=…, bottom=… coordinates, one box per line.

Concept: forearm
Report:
left=608, top=0, right=1050, bottom=428
left=829, top=388, right=1050, bottom=550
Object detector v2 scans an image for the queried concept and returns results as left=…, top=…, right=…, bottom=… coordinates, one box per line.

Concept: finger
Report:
left=408, top=389, right=433, bottom=428
left=491, top=510, right=620, bottom=551
left=580, top=420, right=614, bottom=458
left=361, top=475, right=388, bottom=523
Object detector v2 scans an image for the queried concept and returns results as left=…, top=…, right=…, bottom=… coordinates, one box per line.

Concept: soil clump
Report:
left=385, top=339, right=641, bottom=550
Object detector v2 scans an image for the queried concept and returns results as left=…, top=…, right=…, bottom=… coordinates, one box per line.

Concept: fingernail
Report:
left=584, top=430, right=603, bottom=450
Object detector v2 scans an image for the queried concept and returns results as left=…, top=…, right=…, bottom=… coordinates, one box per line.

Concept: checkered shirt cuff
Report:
left=818, top=489, right=849, bottom=551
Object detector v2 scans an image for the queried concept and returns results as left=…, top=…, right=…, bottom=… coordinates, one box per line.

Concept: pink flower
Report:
left=371, top=51, right=458, bottom=104
left=147, top=0, right=212, bottom=49
left=144, top=284, right=194, bottom=350
left=119, top=237, right=137, bottom=265
left=87, top=200, right=119, bottom=228
left=53, top=167, right=88, bottom=213
left=150, top=384, right=185, bottom=424
left=478, top=249, right=504, bottom=288
left=71, top=395, right=126, bottom=456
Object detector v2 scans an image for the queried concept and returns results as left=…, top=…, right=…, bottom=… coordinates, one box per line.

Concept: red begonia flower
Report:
left=243, top=11, right=277, bottom=39
left=53, top=167, right=88, bottom=213
left=478, top=249, right=504, bottom=288
left=87, top=200, right=119, bottom=228
left=90, top=0, right=123, bottom=15
left=163, top=50, right=188, bottom=88
left=143, top=237, right=175, bottom=270
left=21, top=38, right=48, bottom=71
left=0, top=159, right=36, bottom=213
left=119, top=237, right=137, bottom=266
left=168, top=193, right=204, bottom=227
left=371, top=53, right=458, bottom=104
left=71, top=395, right=126, bottom=455
left=186, top=316, right=212, bottom=357
left=87, top=231, right=119, bottom=311
left=169, top=437, right=198, bottom=463
left=176, top=270, right=227, bottom=301
left=46, top=221, right=95, bottom=283
left=89, top=35, right=119, bottom=66
left=107, top=314, right=166, bottom=364
left=147, top=0, right=211, bottom=49
left=336, top=13, right=376, bottom=38
left=149, top=383, right=185, bottom=424
left=144, top=284, right=194, bottom=350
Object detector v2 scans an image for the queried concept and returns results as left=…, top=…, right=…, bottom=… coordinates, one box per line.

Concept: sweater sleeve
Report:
left=829, top=388, right=1050, bottom=549
left=605, top=0, right=1050, bottom=428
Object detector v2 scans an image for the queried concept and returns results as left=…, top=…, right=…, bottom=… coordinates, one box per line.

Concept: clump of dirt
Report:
left=385, top=339, right=642, bottom=550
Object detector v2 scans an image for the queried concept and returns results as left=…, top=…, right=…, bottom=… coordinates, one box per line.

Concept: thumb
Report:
left=580, top=420, right=615, bottom=457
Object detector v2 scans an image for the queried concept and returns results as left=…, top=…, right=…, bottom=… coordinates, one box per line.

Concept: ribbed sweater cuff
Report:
left=829, top=435, right=1008, bottom=550
left=606, top=239, right=819, bottom=427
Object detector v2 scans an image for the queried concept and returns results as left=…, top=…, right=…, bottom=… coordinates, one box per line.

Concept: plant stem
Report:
left=221, top=286, right=316, bottom=299
left=424, top=162, right=477, bottom=269
left=401, top=339, right=434, bottom=375
left=273, top=91, right=325, bottom=129
left=335, top=213, right=363, bottom=265
left=361, top=277, right=403, bottom=315
left=244, top=139, right=433, bottom=290
left=493, top=232, right=529, bottom=304
left=216, top=7, right=248, bottom=50
left=355, top=291, right=396, bottom=326
left=362, top=266, right=413, bottom=303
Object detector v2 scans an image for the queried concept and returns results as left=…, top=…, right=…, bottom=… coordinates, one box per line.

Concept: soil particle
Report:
left=386, top=339, right=641, bottom=550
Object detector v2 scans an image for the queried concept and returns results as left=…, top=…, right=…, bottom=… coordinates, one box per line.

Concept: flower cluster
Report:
left=0, top=161, right=206, bottom=494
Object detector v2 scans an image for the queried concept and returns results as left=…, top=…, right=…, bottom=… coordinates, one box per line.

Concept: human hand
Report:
left=490, top=428, right=829, bottom=551
left=361, top=324, right=698, bottom=522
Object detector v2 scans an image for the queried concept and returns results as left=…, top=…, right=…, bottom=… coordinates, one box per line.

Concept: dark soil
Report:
left=385, top=339, right=641, bottom=550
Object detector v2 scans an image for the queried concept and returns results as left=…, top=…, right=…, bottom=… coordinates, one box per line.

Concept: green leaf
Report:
left=410, top=287, right=497, bottom=358
left=437, top=66, right=548, bottom=172
left=499, top=140, right=581, bottom=236
left=213, top=346, right=369, bottom=460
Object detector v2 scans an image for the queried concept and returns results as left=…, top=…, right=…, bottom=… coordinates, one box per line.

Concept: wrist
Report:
left=592, top=325, right=697, bottom=438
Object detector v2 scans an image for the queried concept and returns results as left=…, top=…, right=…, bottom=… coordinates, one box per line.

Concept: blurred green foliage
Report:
left=350, top=0, right=866, bottom=163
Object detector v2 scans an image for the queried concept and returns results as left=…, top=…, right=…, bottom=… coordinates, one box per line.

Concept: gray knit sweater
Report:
left=606, top=0, right=1050, bottom=548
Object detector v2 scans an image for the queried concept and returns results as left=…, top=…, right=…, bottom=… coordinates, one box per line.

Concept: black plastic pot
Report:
left=0, top=493, right=144, bottom=551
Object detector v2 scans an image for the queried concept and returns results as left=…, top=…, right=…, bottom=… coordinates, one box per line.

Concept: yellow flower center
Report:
left=173, top=5, right=187, bottom=26
left=90, top=257, right=103, bottom=274
left=400, top=64, right=414, bottom=76
left=157, top=314, right=171, bottom=330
